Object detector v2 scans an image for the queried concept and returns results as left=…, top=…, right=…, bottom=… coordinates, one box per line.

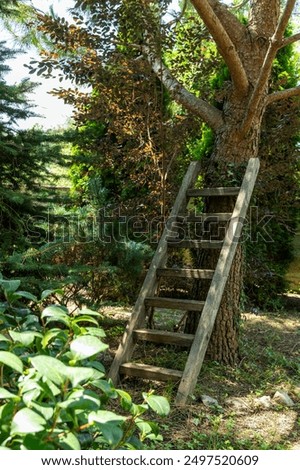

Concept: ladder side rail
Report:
left=109, top=160, right=201, bottom=383
left=175, top=157, right=260, bottom=405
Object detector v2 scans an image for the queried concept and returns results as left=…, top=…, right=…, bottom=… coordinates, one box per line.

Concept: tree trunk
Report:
left=184, top=91, right=265, bottom=364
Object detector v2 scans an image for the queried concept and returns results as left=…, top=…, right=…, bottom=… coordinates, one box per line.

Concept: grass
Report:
left=109, top=307, right=300, bottom=450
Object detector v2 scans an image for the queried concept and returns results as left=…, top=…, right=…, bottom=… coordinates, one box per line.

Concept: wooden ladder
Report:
left=109, top=158, right=260, bottom=405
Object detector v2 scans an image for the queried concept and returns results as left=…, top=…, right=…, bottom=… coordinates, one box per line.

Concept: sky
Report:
left=5, top=0, right=75, bottom=130
left=5, top=0, right=180, bottom=131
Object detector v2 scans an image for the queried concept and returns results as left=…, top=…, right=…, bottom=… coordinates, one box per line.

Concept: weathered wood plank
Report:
left=157, top=268, right=215, bottom=279
left=133, top=329, right=195, bottom=346
left=176, top=158, right=260, bottom=405
left=120, top=362, right=183, bottom=381
left=108, top=161, right=201, bottom=384
left=167, top=239, right=223, bottom=249
left=145, top=297, right=205, bottom=311
left=187, top=187, right=240, bottom=197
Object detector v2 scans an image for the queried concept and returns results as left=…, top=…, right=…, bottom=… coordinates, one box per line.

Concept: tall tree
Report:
left=30, top=0, right=300, bottom=363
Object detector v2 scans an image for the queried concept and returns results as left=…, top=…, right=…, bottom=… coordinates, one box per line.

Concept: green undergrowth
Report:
left=0, top=276, right=170, bottom=450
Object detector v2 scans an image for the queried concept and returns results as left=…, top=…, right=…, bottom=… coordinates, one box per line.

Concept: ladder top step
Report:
left=120, top=362, right=183, bottom=382
left=133, top=328, right=195, bottom=346
left=187, top=187, right=240, bottom=197
left=157, top=268, right=214, bottom=279
left=167, top=239, right=223, bottom=249
left=145, top=297, right=205, bottom=311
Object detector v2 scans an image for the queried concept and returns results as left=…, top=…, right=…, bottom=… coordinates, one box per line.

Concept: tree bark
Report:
left=147, top=0, right=298, bottom=364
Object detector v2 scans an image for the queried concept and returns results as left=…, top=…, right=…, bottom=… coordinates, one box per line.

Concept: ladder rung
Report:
left=177, top=213, right=232, bottom=222
left=157, top=268, right=214, bottom=279
left=167, top=239, right=223, bottom=249
left=120, top=362, right=183, bottom=382
left=187, top=187, right=240, bottom=197
left=133, top=328, right=195, bottom=347
left=145, top=297, right=205, bottom=311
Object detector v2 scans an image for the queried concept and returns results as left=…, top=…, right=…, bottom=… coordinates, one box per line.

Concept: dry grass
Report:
left=103, top=303, right=300, bottom=450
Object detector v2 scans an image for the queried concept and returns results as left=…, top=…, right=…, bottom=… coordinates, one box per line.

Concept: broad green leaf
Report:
left=40, top=289, right=63, bottom=301
left=31, top=403, right=54, bottom=421
left=0, top=279, right=21, bottom=293
left=31, top=355, right=68, bottom=386
left=23, top=388, right=42, bottom=405
left=0, top=334, right=10, bottom=343
left=130, top=403, right=148, bottom=416
left=11, top=408, right=46, bottom=434
left=70, top=335, right=107, bottom=361
left=117, top=389, right=132, bottom=411
left=143, top=394, right=170, bottom=417
left=23, top=434, right=54, bottom=450
left=59, top=389, right=100, bottom=411
left=59, top=432, right=81, bottom=450
left=15, top=291, right=38, bottom=302
left=89, top=410, right=126, bottom=446
left=72, top=315, right=99, bottom=326
left=0, top=387, right=20, bottom=401
left=87, top=361, right=106, bottom=373
left=85, top=327, right=106, bottom=338
left=65, top=366, right=97, bottom=387
left=92, top=379, right=118, bottom=398
left=78, top=308, right=103, bottom=317
left=9, top=330, right=42, bottom=347
left=41, top=329, right=67, bottom=349
left=136, top=419, right=153, bottom=435
left=41, top=305, right=70, bottom=327
left=0, top=351, right=23, bottom=373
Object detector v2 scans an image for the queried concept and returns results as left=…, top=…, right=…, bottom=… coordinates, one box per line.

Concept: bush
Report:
left=0, top=275, right=169, bottom=450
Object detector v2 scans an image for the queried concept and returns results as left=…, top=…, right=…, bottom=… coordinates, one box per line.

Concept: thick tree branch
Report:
left=142, top=44, right=224, bottom=132
left=267, top=86, right=300, bottom=105
left=279, top=32, right=300, bottom=49
left=240, top=0, right=297, bottom=136
left=191, top=0, right=249, bottom=96
left=206, top=0, right=246, bottom=46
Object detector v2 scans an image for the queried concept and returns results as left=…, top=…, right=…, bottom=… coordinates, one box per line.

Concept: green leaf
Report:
left=59, top=389, right=100, bottom=411
left=0, top=387, right=20, bottom=401
left=78, top=308, right=103, bottom=317
left=59, top=432, right=81, bottom=450
left=41, top=329, right=67, bottom=349
left=23, top=434, right=54, bottom=450
left=9, top=330, right=43, bottom=347
left=30, top=355, right=68, bottom=386
left=143, top=394, right=170, bottom=417
left=70, top=335, right=107, bottom=361
left=89, top=410, right=126, bottom=446
left=72, top=315, right=99, bottom=326
left=0, top=334, right=11, bottom=343
left=65, top=366, right=98, bottom=387
left=41, top=305, right=70, bottom=327
left=11, top=408, right=46, bottom=434
left=91, top=379, right=117, bottom=398
left=117, top=389, right=132, bottom=411
left=0, top=279, right=21, bottom=293
left=31, top=403, right=54, bottom=421
left=0, top=351, right=23, bottom=373
left=15, top=291, right=38, bottom=302
left=40, top=289, right=63, bottom=301
left=85, top=327, right=106, bottom=338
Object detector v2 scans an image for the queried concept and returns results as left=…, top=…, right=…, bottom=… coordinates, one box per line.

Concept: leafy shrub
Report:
left=0, top=275, right=169, bottom=450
